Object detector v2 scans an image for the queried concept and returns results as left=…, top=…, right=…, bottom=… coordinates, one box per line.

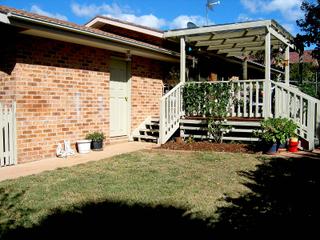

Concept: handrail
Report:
left=159, top=82, right=184, bottom=144
left=271, top=80, right=320, bottom=150
left=271, top=80, right=320, bottom=104
left=185, top=79, right=266, bottom=84
left=161, top=82, right=184, bottom=100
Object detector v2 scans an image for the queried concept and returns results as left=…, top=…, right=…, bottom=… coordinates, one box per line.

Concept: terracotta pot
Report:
left=175, top=137, right=184, bottom=144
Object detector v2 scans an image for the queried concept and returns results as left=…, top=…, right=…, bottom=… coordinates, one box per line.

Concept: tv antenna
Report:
left=206, top=0, right=220, bottom=25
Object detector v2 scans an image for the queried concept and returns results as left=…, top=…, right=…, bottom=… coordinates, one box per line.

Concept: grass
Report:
left=1, top=149, right=319, bottom=238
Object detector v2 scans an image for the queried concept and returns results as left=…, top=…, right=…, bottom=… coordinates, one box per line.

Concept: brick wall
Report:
left=131, top=56, right=166, bottom=129
left=1, top=33, right=171, bottom=163
left=13, top=35, right=110, bottom=163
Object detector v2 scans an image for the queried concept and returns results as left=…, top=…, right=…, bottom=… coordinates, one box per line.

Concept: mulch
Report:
left=159, top=140, right=261, bottom=154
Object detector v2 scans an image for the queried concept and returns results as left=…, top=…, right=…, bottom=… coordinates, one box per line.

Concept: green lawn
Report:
left=0, top=150, right=318, bottom=239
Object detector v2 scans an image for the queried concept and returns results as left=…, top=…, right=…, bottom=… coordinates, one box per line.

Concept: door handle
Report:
left=125, top=97, right=128, bottom=101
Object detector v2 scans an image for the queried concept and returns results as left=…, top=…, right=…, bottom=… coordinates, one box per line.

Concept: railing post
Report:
left=12, top=102, right=17, bottom=165
left=274, top=86, right=279, bottom=118
left=264, top=29, right=272, bottom=118
left=307, top=101, right=315, bottom=150
left=180, top=37, right=186, bottom=83
left=285, top=45, right=290, bottom=86
left=159, top=98, right=165, bottom=145
left=316, top=102, right=320, bottom=142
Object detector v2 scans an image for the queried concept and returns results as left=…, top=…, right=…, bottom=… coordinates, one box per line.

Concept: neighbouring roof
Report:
left=290, top=50, right=318, bottom=65
left=0, top=5, right=179, bottom=61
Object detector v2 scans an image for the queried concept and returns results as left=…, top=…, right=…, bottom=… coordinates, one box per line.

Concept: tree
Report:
left=296, top=0, right=320, bottom=61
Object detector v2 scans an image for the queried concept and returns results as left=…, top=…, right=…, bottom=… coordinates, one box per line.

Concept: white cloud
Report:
left=240, top=0, right=303, bottom=21
left=71, top=2, right=211, bottom=30
left=31, top=5, right=68, bottom=21
left=240, top=0, right=259, bottom=12
left=71, top=2, right=121, bottom=18
left=169, top=15, right=209, bottom=29
left=237, top=14, right=254, bottom=22
left=105, top=13, right=166, bottom=29
left=71, top=2, right=166, bottom=29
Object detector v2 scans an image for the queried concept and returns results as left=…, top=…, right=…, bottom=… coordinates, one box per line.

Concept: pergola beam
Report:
left=195, top=35, right=263, bottom=47
left=164, top=20, right=272, bottom=38
left=207, top=41, right=265, bottom=50
left=217, top=46, right=265, bottom=54
left=269, top=27, right=294, bottom=48
left=190, top=28, right=267, bottom=41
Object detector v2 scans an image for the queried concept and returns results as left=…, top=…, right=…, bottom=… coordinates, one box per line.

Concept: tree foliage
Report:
left=296, top=0, right=320, bottom=61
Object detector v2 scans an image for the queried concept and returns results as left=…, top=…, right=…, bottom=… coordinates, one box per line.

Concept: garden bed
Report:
left=160, top=140, right=259, bottom=154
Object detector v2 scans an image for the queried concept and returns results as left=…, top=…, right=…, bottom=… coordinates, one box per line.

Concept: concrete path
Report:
left=0, top=142, right=156, bottom=182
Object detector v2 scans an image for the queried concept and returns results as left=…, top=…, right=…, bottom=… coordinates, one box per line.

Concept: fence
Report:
left=0, top=102, right=17, bottom=167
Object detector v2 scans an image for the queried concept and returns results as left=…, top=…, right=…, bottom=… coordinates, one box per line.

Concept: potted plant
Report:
left=86, top=131, right=106, bottom=151
left=76, top=139, right=91, bottom=154
left=254, top=117, right=298, bottom=154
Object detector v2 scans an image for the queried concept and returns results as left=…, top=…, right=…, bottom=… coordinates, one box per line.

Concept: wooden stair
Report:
left=180, top=118, right=261, bottom=142
left=132, top=117, right=159, bottom=143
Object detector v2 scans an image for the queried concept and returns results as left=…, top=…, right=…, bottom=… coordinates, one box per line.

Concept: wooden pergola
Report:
left=164, top=20, right=294, bottom=80
left=164, top=19, right=294, bottom=117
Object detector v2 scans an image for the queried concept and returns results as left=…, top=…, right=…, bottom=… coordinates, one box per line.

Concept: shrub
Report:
left=255, top=117, right=298, bottom=144
left=85, top=132, right=106, bottom=142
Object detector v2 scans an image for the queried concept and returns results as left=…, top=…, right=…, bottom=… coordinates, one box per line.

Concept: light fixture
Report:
left=125, top=50, right=132, bottom=61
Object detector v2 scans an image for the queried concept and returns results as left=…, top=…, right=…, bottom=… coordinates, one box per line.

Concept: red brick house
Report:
left=0, top=6, right=182, bottom=163
left=290, top=50, right=319, bottom=66
left=1, top=6, right=319, bottom=164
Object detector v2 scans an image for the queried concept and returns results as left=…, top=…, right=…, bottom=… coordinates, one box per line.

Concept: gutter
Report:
left=5, top=12, right=179, bottom=58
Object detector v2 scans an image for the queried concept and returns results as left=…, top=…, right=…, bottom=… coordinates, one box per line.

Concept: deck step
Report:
left=139, top=128, right=159, bottom=133
left=132, top=116, right=160, bottom=143
left=145, top=122, right=160, bottom=127
left=182, top=134, right=260, bottom=142
left=180, top=119, right=261, bottom=127
left=132, top=135, right=158, bottom=140
left=180, top=126, right=260, bottom=133
left=180, top=118, right=261, bottom=143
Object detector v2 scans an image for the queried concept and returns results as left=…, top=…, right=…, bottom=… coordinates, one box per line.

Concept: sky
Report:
left=0, top=0, right=310, bottom=36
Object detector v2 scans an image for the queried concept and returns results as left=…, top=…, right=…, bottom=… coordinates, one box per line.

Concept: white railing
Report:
left=0, top=102, right=17, bottom=167
left=272, top=80, right=320, bottom=150
left=159, top=82, right=184, bottom=144
left=225, top=80, right=265, bottom=118
left=184, top=80, right=265, bottom=118
left=159, top=79, right=320, bottom=149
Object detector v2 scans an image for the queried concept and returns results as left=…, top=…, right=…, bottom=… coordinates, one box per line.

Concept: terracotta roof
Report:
left=87, top=15, right=164, bottom=33
left=290, top=50, right=318, bottom=64
left=0, top=5, right=174, bottom=55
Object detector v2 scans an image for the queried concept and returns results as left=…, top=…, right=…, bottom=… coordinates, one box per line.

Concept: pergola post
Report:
left=285, top=45, right=290, bottom=85
left=264, top=29, right=272, bottom=118
left=180, top=37, right=186, bottom=83
left=242, top=56, right=248, bottom=80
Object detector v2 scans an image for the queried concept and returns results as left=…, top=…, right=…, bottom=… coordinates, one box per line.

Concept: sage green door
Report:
left=109, top=59, right=129, bottom=137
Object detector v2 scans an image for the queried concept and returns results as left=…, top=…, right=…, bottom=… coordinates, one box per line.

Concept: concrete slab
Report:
left=0, top=142, right=156, bottom=182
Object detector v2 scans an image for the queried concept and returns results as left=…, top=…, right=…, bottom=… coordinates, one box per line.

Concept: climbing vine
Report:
left=183, top=82, right=233, bottom=142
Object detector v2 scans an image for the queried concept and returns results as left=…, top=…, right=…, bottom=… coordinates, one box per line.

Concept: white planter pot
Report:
left=76, top=140, right=91, bottom=154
